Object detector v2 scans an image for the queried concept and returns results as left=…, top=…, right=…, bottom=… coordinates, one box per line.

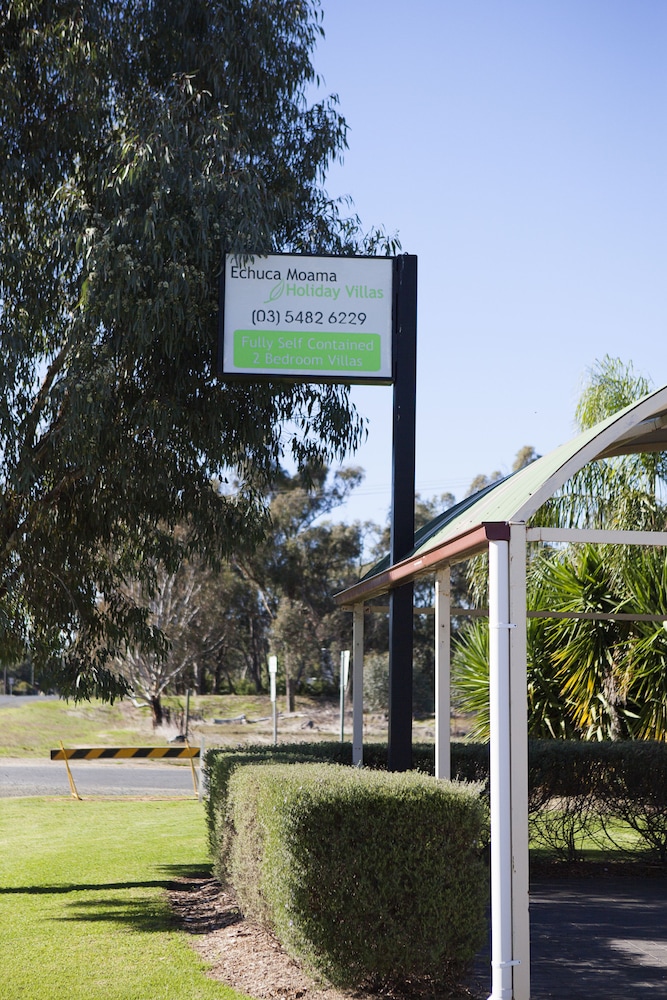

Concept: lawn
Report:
left=0, top=693, right=401, bottom=759
left=0, top=797, right=248, bottom=1000
left=0, top=697, right=161, bottom=758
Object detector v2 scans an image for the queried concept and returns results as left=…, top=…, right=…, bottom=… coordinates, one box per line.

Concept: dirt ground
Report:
left=169, top=873, right=481, bottom=1000
left=177, top=696, right=472, bottom=749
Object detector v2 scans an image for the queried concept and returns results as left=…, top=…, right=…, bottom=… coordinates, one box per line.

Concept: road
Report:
left=0, top=759, right=201, bottom=797
left=0, top=694, right=58, bottom=706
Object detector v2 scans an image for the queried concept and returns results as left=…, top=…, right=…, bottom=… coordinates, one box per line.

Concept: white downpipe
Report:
left=509, top=524, right=531, bottom=1000
left=352, top=604, right=364, bottom=766
left=488, top=539, right=515, bottom=1000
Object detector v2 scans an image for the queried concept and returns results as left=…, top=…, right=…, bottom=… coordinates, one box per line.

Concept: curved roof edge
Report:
left=336, top=383, right=667, bottom=606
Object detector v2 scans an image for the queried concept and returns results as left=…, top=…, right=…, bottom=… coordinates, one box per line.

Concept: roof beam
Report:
left=335, top=523, right=506, bottom=606
left=526, top=527, right=667, bottom=546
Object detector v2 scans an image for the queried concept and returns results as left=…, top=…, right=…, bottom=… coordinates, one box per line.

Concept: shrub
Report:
left=527, top=740, right=606, bottom=860
left=527, top=741, right=667, bottom=862
left=362, top=652, right=389, bottom=711
left=226, top=763, right=488, bottom=989
left=204, top=741, right=437, bottom=877
left=596, top=742, right=667, bottom=862
left=206, top=738, right=667, bottom=871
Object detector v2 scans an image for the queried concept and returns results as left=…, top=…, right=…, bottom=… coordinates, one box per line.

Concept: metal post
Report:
left=352, top=606, right=364, bottom=766
left=198, top=735, right=206, bottom=803
left=509, top=524, right=530, bottom=1000
left=268, top=655, right=278, bottom=745
left=184, top=689, right=191, bottom=741
left=435, top=566, right=451, bottom=780
left=388, top=253, right=418, bottom=773
left=340, top=649, right=350, bottom=743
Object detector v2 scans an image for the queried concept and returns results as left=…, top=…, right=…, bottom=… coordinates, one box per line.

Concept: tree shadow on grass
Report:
left=0, top=863, right=212, bottom=896
left=51, top=865, right=222, bottom=935
left=56, top=896, right=177, bottom=933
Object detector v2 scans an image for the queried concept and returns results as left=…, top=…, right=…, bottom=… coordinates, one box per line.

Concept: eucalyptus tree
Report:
left=234, top=464, right=367, bottom=706
left=0, top=1, right=390, bottom=699
left=363, top=492, right=467, bottom=715
left=115, top=557, right=233, bottom=726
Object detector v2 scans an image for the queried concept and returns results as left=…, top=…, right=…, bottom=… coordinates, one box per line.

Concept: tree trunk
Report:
left=150, top=695, right=163, bottom=728
left=249, top=618, right=265, bottom=693
left=285, top=656, right=296, bottom=713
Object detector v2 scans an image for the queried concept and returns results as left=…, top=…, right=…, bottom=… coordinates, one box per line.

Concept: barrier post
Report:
left=185, top=740, right=198, bottom=797
left=59, top=740, right=82, bottom=800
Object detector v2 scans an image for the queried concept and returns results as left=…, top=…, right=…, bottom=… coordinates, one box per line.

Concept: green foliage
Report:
left=226, top=763, right=488, bottom=988
left=0, top=696, right=160, bottom=757
left=363, top=651, right=390, bottom=710
left=595, top=742, right=667, bottom=862
left=451, top=620, right=491, bottom=740
left=114, top=554, right=246, bottom=723
left=526, top=740, right=607, bottom=860
left=0, top=1, right=390, bottom=700
left=527, top=741, right=667, bottom=863
left=454, top=357, right=667, bottom=741
left=234, top=464, right=367, bottom=695
left=205, top=741, right=438, bottom=872
left=452, top=614, right=575, bottom=741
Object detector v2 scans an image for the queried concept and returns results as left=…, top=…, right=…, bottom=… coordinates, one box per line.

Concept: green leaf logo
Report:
left=265, top=280, right=285, bottom=303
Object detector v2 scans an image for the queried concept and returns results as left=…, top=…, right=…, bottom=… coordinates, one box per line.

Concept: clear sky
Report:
left=308, top=0, right=666, bottom=528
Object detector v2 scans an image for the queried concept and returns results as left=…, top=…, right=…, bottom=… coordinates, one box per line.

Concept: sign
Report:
left=340, top=649, right=350, bottom=688
left=219, top=253, right=394, bottom=383
left=268, top=654, right=278, bottom=704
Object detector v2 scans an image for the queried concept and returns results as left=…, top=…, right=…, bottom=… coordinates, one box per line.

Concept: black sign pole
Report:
left=388, top=254, right=418, bottom=772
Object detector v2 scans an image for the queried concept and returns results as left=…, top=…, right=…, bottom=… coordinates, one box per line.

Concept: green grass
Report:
left=0, top=698, right=160, bottom=758
left=0, top=797, right=249, bottom=1000
left=0, top=694, right=302, bottom=759
left=0, top=693, right=358, bottom=758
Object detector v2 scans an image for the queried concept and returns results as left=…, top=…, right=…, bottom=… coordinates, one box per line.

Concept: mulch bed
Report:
left=168, top=874, right=483, bottom=1000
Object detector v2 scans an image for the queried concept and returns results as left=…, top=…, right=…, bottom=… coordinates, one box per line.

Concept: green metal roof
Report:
left=338, top=383, right=667, bottom=604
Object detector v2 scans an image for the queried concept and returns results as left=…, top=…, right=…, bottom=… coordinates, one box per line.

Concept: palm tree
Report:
left=453, top=356, right=667, bottom=741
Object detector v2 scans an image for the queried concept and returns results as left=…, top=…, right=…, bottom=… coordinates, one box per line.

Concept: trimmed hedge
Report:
left=226, top=762, right=488, bottom=988
left=205, top=739, right=667, bottom=865
left=205, top=741, right=437, bottom=878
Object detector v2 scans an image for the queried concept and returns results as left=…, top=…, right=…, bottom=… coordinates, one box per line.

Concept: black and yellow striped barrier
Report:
left=50, top=746, right=200, bottom=760
left=51, top=743, right=202, bottom=799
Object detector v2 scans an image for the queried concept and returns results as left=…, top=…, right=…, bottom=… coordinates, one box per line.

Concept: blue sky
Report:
left=308, top=0, right=666, bottom=527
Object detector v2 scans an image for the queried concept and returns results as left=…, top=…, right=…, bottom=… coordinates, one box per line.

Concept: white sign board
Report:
left=219, top=254, right=394, bottom=383
left=340, top=649, right=350, bottom=688
left=268, top=655, right=277, bottom=703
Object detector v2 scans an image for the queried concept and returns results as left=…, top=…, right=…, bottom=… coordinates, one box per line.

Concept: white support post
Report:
left=509, top=524, right=530, bottom=1000
left=488, top=539, right=514, bottom=1000
left=352, top=604, right=364, bottom=766
left=435, top=566, right=451, bottom=779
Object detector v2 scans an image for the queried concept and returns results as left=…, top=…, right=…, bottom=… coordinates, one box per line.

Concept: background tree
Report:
left=115, top=557, right=234, bottom=726
left=361, top=492, right=472, bottom=715
left=235, top=464, right=366, bottom=707
left=0, top=1, right=395, bottom=699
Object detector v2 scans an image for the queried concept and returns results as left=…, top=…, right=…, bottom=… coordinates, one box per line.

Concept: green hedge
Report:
left=204, top=741, right=436, bottom=877
left=205, top=739, right=667, bottom=865
left=457, top=740, right=667, bottom=861
left=226, top=762, right=488, bottom=989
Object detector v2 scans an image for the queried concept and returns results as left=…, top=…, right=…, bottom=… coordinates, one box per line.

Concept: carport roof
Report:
left=335, top=383, right=667, bottom=606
